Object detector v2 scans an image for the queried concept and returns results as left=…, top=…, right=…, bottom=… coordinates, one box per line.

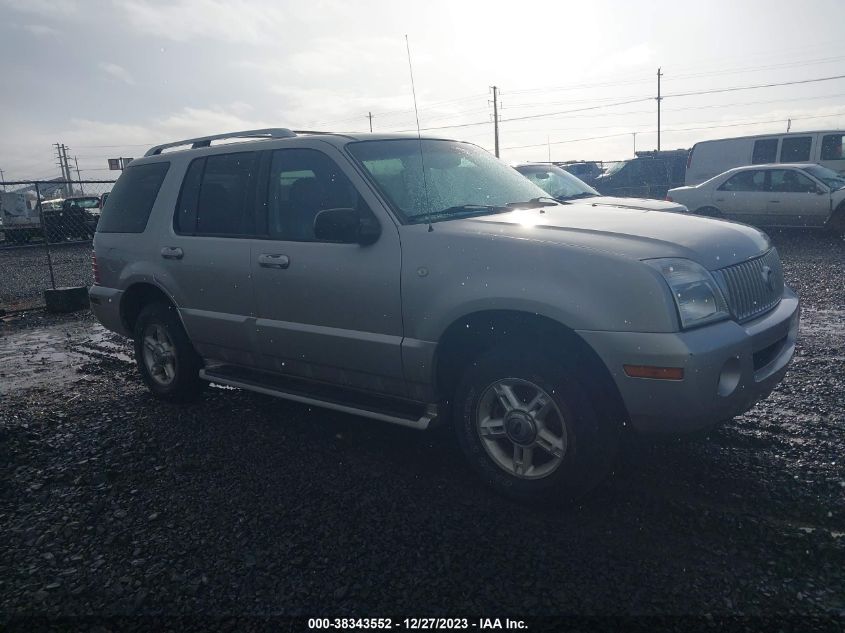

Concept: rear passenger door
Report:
left=251, top=147, right=406, bottom=397
left=158, top=151, right=260, bottom=366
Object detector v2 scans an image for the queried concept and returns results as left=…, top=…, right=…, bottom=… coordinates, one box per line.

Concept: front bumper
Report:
left=577, top=286, right=800, bottom=434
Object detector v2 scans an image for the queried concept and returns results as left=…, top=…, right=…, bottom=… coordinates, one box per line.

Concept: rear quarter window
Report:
left=97, top=162, right=170, bottom=233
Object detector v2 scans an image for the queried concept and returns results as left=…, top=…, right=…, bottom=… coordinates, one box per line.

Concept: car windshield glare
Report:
left=517, top=165, right=599, bottom=199
left=347, top=139, right=547, bottom=223
left=804, top=164, right=845, bottom=190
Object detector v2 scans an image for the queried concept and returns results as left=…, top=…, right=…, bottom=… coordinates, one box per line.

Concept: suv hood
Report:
left=462, top=204, right=770, bottom=270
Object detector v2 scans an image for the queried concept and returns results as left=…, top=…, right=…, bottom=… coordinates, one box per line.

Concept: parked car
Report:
left=668, top=163, right=845, bottom=231
left=592, top=150, right=688, bottom=199
left=90, top=129, right=799, bottom=503
left=554, top=161, right=602, bottom=185
left=42, top=195, right=101, bottom=241
left=685, top=130, right=845, bottom=185
left=514, top=163, right=688, bottom=213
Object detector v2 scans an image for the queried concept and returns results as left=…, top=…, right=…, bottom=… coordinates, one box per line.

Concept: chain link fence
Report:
left=1, top=179, right=116, bottom=312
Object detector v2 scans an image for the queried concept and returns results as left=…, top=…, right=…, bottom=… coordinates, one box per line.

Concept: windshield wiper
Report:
left=556, top=192, right=598, bottom=201
left=505, top=196, right=561, bottom=208
left=409, top=204, right=510, bottom=224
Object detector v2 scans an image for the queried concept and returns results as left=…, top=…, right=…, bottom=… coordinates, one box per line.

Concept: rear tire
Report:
left=133, top=303, right=205, bottom=402
left=452, top=344, right=620, bottom=504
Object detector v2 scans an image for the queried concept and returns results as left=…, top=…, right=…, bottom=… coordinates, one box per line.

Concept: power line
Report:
left=665, top=73, right=845, bottom=99
left=501, top=109, right=845, bottom=151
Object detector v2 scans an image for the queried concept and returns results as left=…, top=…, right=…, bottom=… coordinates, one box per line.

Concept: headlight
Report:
left=645, top=258, right=729, bottom=329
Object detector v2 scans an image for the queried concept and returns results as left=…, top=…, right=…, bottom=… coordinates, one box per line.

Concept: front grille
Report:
left=714, top=248, right=784, bottom=323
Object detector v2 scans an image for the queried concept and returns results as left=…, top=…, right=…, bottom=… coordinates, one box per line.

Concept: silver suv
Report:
left=90, top=129, right=800, bottom=502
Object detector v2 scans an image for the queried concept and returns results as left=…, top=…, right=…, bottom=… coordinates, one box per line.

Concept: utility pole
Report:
left=0, top=168, right=6, bottom=191
left=490, top=85, right=500, bottom=158
left=656, top=68, right=663, bottom=152
left=632, top=132, right=637, bottom=155
left=55, top=143, right=70, bottom=195
left=787, top=118, right=792, bottom=132
left=61, top=144, right=73, bottom=196
left=55, top=143, right=74, bottom=195
left=74, top=156, right=85, bottom=194
left=367, top=112, right=374, bottom=133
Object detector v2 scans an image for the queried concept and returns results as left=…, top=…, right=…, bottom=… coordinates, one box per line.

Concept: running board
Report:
left=199, top=366, right=436, bottom=430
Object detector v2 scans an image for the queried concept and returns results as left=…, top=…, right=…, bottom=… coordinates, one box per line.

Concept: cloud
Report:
left=20, top=23, right=59, bottom=36
left=114, top=0, right=357, bottom=43
left=115, top=0, right=287, bottom=43
left=0, top=0, right=78, bottom=17
left=98, top=62, right=136, bottom=85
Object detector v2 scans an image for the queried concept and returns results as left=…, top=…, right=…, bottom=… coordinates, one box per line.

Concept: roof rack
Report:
left=144, top=128, right=297, bottom=157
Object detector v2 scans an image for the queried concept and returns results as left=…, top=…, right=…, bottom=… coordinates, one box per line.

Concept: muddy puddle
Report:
left=0, top=319, right=131, bottom=395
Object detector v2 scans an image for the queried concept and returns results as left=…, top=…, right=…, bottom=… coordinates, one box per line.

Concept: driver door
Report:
left=766, top=169, right=830, bottom=227
left=251, top=147, right=407, bottom=397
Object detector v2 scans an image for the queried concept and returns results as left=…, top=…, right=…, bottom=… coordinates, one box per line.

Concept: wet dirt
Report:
left=0, top=317, right=131, bottom=395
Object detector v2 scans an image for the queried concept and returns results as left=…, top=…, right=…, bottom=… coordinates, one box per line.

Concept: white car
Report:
left=668, top=163, right=845, bottom=231
left=514, top=163, right=688, bottom=213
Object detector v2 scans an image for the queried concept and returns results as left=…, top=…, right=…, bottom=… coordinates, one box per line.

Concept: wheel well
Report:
left=434, top=310, right=628, bottom=423
left=120, top=283, right=174, bottom=334
left=696, top=206, right=721, bottom=217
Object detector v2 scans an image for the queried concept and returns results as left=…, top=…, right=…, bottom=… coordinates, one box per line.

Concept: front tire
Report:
left=133, top=303, right=205, bottom=402
left=452, top=345, right=620, bottom=503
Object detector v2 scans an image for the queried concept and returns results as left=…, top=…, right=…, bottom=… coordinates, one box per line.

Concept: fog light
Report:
left=717, top=357, right=742, bottom=397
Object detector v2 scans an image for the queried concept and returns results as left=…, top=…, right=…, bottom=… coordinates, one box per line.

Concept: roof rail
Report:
left=144, top=128, right=297, bottom=157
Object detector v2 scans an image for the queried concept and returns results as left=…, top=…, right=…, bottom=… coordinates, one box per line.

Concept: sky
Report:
left=1, top=0, right=844, bottom=181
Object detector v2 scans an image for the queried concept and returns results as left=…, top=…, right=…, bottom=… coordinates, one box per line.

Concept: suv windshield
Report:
left=603, top=161, right=625, bottom=176
left=348, top=139, right=547, bottom=223
left=515, top=164, right=600, bottom=200
left=803, top=164, right=845, bottom=190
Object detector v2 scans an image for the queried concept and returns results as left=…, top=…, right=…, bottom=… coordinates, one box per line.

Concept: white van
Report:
left=685, top=130, right=845, bottom=185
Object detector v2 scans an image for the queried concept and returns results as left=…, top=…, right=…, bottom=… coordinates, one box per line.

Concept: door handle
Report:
left=768, top=200, right=780, bottom=203
left=161, top=246, right=184, bottom=260
left=714, top=198, right=725, bottom=202
left=258, top=253, right=290, bottom=269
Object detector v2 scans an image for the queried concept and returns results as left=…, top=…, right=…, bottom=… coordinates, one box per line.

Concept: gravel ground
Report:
left=0, top=242, right=93, bottom=312
left=0, top=230, right=843, bottom=629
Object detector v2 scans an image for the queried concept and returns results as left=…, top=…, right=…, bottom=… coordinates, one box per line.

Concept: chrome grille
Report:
left=714, top=248, right=784, bottom=323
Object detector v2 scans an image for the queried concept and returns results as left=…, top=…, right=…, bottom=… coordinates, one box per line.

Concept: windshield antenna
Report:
left=405, top=34, right=433, bottom=232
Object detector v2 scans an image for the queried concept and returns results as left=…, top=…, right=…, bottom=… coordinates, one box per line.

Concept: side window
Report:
left=820, top=134, right=845, bottom=160
left=752, top=139, right=778, bottom=164
left=779, top=136, right=812, bottom=163
left=267, top=149, right=368, bottom=242
left=174, top=158, right=204, bottom=234
left=770, top=169, right=816, bottom=193
left=719, top=170, right=765, bottom=192
left=97, top=162, right=170, bottom=233
left=177, top=152, right=258, bottom=236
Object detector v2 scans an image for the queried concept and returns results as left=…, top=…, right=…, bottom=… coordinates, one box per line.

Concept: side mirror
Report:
left=313, top=208, right=381, bottom=245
